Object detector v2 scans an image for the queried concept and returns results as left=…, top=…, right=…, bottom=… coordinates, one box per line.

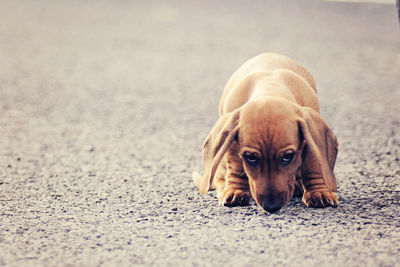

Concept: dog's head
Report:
left=197, top=97, right=338, bottom=212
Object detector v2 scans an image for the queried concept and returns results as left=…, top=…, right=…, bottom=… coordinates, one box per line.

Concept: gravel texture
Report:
left=0, top=0, right=399, bottom=266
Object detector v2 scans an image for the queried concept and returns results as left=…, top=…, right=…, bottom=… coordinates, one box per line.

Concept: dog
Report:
left=193, top=53, right=339, bottom=212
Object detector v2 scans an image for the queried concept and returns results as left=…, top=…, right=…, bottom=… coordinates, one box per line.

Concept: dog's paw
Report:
left=218, top=187, right=251, bottom=207
left=302, top=190, right=339, bottom=208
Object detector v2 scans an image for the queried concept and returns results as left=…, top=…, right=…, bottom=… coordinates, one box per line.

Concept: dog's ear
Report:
left=298, top=107, right=339, bottom=191
left=193, top=109, right=241, bottom=195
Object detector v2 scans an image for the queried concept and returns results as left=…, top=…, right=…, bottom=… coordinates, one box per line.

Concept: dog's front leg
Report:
left=301, top=158, right=339, bottom=208
left=216, top=142, right=251, bottom=207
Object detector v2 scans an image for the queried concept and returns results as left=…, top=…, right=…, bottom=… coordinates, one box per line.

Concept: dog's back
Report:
left=219, top=53, right=318, bottom=115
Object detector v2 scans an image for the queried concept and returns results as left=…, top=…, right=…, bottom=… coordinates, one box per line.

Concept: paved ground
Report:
left=1, top=0, right=399, bottom=266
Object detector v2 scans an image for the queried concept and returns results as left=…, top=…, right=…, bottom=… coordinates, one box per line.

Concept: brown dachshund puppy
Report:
left=193, top=53, right=339, bottom=212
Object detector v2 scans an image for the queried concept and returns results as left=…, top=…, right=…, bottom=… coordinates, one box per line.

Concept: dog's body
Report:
left=193, top=53, right=339, bottom=212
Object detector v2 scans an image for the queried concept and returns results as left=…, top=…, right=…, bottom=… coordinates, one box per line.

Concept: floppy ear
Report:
left=298, top=107, right=339, bottom=191
left=193, top=109, right=241, bottom=195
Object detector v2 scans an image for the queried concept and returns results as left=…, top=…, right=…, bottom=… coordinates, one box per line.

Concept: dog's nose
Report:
left=261, top=198, right=282, bottom=213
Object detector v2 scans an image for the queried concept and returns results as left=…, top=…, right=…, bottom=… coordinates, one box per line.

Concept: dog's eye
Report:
left=243, top=153, right=258, bottom=167
left=281, top=151, right=295, bottom=167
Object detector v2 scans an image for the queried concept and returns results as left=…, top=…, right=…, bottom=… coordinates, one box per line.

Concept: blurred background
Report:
left=0, top=0, right=399, bottom=266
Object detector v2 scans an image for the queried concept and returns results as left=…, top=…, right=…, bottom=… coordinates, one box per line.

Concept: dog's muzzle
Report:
left=261, top=199, right=282, bottom=213
left=259, top=193, right=284, bottom=212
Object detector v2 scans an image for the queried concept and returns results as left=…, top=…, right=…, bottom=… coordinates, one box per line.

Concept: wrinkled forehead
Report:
left=239, top=119, right=300, bottom=146
left=238, top=104, right=301, bottom=152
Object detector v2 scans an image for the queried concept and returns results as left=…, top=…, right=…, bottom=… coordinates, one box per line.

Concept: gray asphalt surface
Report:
left=1, top=0, right=400, bottom=266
